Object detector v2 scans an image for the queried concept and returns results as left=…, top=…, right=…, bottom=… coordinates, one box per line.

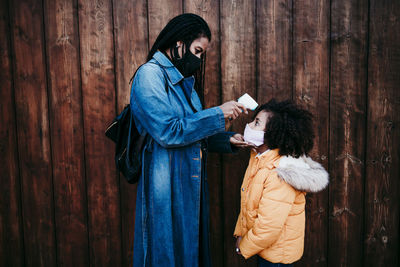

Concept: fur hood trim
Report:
left=276, top=155, right=329, bottom=193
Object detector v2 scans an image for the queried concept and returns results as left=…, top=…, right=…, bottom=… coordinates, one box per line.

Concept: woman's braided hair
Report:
left=255, top=99, right=315, bottom=158
left=147, top=13, right=211, bottom=61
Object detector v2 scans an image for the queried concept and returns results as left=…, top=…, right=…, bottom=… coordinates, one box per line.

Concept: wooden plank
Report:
left=257, top=0, right=293, bottom=102
left=43, top=0, right=89, bottom=265
left=364, top=0, right=400, bottom=265
left=147, top=0, right=182, bottom=47
left=184, top=0, right=221, bottom=109
left=292, top=0, right=330, bottom=266
left=329, top=0, right=368, bottom=265
left=183, top=1, right=223, bottom=266
left=8, top=0, right=57, bottom=265
left=112, top=0, right=148, bottom=265
left=78, top=0, right=122, bottom=265
left=220, top=0, right=257, bottom=266
left=0, top=0, right=24, bottom=265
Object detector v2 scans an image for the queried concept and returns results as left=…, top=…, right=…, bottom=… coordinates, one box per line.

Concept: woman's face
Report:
left=248, top=111, right=272, bottom=131
left=177, top=36, right=209, bottom=58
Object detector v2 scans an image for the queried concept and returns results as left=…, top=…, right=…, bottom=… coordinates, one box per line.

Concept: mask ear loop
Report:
left=181, top=42, right=188, bottom=58
left=171, top=41, right=186, bottom=63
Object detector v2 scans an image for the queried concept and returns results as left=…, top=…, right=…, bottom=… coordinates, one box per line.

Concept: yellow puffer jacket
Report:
left=234, top=149, right=329, bottom=263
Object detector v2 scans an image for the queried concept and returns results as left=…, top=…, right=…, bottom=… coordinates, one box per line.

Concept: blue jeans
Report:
left=258, top=256, right=294, bottom=267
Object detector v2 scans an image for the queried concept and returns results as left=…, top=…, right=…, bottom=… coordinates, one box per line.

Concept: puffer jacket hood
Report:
left=276, top=155, right=329, bottom=193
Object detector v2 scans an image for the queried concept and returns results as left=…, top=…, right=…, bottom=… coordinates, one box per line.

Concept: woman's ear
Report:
left=176, top=41, right=183, bottom=47
left=176, top=41, right=184, bottom=58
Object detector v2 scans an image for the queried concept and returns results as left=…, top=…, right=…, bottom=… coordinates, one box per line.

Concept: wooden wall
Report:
left=1, top=0, right=399, bottom=266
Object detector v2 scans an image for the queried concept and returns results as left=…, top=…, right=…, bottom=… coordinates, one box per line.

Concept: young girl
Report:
left=234, top=99, right=329, bottom=266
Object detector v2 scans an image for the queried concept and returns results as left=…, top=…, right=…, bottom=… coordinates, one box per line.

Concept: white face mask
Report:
left=243, top=124, right=265, bottom=147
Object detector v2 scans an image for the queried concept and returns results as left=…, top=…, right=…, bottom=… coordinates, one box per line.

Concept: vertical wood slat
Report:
left=112, top=0, right=148, bottom=265
left=364, top=0, right=400, bottom=265
left=220, top=0, right=257, bottom=266
left=147, top=0, right=182, bottom=49
left=293, top=0, right=330, bottom=266
left=183, top=1, right=223, bottom=266
left=0, top=0, right=24, bottom=265
left=329, top=0, right=369, bottom=265
left=8, top=0, right=57, bottom=265
left=257, top=0, right=293, bottom=102
left=78, top=0, right=121, bottom=265
left=43, top=0, right=89, bottom=265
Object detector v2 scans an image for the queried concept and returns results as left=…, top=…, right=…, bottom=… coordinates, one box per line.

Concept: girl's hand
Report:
left=230, top=134, right=256, bottom=149
left=235, top=236, right=243, bottom=255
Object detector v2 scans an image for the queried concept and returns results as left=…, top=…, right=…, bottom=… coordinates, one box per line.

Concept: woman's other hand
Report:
left=230, top=134, right=256, bottom=149
left=235, top=236, right=242, bottom=255
left=219, top=101, right=248, bottom=120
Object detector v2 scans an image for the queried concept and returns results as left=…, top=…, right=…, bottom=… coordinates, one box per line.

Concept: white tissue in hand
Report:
left=238, top=93, right=258, bottom=110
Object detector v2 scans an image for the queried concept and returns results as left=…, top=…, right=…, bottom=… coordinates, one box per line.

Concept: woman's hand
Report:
left=235, top=236, right=243, bottom=255
left=229, top=134, right=253, bottom=148
left=219, top=101, right=248, bottom=121
left=230, top=134, right=256, bottom=148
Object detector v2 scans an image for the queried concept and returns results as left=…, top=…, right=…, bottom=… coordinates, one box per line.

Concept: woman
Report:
left=130, top=13, right=249, bottom=267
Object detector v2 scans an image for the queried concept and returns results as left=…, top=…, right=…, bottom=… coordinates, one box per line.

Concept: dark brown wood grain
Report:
left=147, top=0, right=182, bottom=49
left=112, top=0, right=148, bottom=265
left=2, top=1, right=400, bottom=266
left=257, top=0, right=293, bottom=102
left=364, top=0, right=400, bottom=265
left=8, top=0, right=57, bottom=265
left=293, top=0, right=330, bottom=266
left=78, top=0, right=122, bottom=265
left=184, top=1, right=224, bottom=266
left=0, top=0, right=24, bottom=266
left=329, top=0, right=368, bottom=265
left=43, top=0, right=89, bottom=265
left=220, top=0, right=257, bottom=266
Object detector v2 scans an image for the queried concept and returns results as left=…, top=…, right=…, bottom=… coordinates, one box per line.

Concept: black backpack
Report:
left=105, top=104, right=147, bottom=184
left=105, top=63, right=168, bottom=184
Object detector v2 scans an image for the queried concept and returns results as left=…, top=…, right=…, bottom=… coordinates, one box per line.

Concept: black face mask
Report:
left=172, top=43, right=202, bottom=77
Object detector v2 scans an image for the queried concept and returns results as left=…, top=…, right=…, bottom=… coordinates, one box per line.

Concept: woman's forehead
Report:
left=192, top=36, right=209, bottom=48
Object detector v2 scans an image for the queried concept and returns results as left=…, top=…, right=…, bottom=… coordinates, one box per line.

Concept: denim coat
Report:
left=130, top=51, right=234, bottom=267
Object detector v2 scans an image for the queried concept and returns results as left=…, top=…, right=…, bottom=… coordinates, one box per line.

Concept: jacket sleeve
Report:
left=207, top=132, right=238, bottom=153
left=130, top=64, right=225, bottom=148
left=239, top=172, right=297, bottom=259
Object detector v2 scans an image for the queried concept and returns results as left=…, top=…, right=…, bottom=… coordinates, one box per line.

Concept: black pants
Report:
left=257, top=256, right=294, bottom=267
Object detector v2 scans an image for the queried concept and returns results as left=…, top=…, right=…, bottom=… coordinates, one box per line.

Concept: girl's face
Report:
left=176, top=36, right=209, bottom=58
left=249, top=110, right=272, bottom=131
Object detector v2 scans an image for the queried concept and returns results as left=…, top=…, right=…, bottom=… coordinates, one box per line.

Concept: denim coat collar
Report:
left=153, top=51, right=195, bottom=86
left=153, top=51, right=199, bottom=111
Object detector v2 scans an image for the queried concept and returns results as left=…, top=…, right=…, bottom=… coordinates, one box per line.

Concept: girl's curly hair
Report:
left=255, top=99, right=315, bottom=158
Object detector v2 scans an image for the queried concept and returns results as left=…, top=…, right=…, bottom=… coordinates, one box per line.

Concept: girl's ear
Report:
left=176, top=41, right=183, bottom=47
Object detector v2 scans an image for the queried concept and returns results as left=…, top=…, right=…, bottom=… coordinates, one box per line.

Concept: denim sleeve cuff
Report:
left=207, top=131, right=238, bottom=153
left=212, top=106, right=226, bottom=132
